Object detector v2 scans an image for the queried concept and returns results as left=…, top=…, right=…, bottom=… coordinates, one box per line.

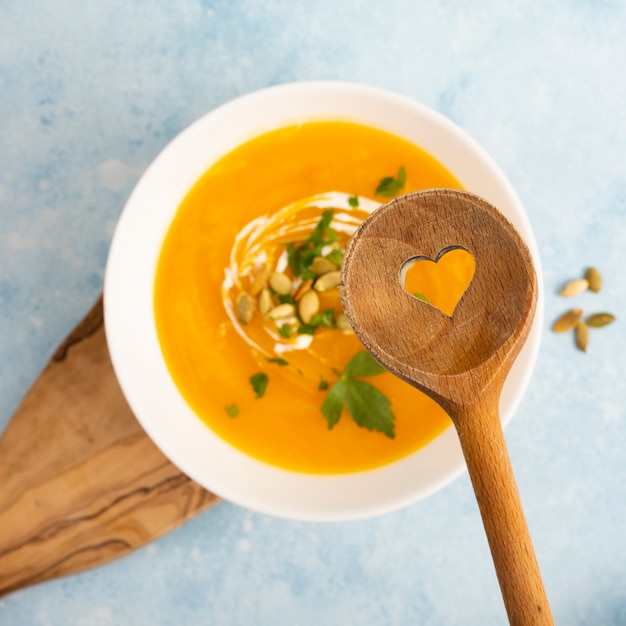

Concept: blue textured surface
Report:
left=2, top=1, right=626, bottom=624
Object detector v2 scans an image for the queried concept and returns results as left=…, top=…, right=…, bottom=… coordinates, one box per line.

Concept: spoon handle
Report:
left=452, top=401, right=554, bottom=626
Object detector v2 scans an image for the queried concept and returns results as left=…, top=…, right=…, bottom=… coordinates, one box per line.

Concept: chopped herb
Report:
left=325, top=227, right=339, bottom=244
left=224, top=404, right=239, bottom=418
left=320, top=351, right=395, bottom=438
left=344, top=351, right=386, bottom=377
left=283, top=210, right=339, bottom=278
left=318, top=377, right=329, bottom=391
left=326, top=249, right=343, bottom=265
left=286, top=242, right=303, bottom=277
left=348, top=195, right=359, bottom=208
left=268, top=357, right=289, bottom=366
left=297, top=308, right=336, bottom=335
left=276, top=293, right=296, bottom=305
left=375, top=166, right=406, bottom=197
left=296, top=324, right=317, bottom=335
left=311, top=308, right=335, bottom=328
left=249, top=372, right=269, bottom=398
left=310, top=209, right=334, bottom=245
left=301, top=268, right=317, bottom=281
left=413, top=292, right=431, bottom=303
left=278, top=324, right=292, bottom=338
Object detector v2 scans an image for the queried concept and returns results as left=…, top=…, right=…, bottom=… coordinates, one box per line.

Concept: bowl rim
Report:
left=104, top=80, right=544, bottom=521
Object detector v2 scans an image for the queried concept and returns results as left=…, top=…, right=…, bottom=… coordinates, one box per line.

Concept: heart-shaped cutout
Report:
left=402, top=247, right=475, bottom=317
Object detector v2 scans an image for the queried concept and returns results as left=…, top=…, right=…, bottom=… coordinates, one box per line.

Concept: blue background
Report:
left=1, top=1, right=626, bottom=624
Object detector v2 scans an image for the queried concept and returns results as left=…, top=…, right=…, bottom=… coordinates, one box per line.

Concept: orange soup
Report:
left=154, top=121, right=467, bottom=473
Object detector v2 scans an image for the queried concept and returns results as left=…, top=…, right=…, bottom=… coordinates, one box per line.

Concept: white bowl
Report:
left=104, top=81, right=543, bottom=522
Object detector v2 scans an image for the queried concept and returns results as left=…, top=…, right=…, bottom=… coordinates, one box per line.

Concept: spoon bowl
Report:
left=340, top=189, right=553, bottom=625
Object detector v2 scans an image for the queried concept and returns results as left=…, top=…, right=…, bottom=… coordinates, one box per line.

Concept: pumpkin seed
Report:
left=560, top=278, right=588, bottom=297
left=258, top=287, right=273, bottom=316
left=336, top=313, right=353, bottom=334
left=236, top=292, right=255, bottom=324
left=585, top=267, right=602, bottom=293
left=269, top=272, right=293, bottom=295
left=250, top=265, right=270, bottom=296
left=267, top=303, right=295, bottom=320
left=313, top=270, right=341, bottom=292
left=553, top=308, right=583, bottom=333
left=312, top=256, right=337, bottom=276
left=575, top=322, right=589, bottom=352
left=297, top=290, right=320, bottom=325
left=586, top=312, right=616, bottom=328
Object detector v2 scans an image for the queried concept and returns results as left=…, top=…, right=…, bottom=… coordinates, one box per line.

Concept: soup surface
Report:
left=154, top=121, right=468, bottom=473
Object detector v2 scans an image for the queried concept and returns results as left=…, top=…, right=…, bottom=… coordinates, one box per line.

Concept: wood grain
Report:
left=341, top=189, right=553, bottom=625
left=0, top=297, right=220, bottom=597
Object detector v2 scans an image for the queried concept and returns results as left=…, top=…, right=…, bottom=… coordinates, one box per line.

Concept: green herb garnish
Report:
left=348, top=195, right=359, bottom=208
left=375, top=166, right=406, bottom=197
left=278, top=324, right=292, bottom=338
left=326, top=249, right=343, bottom=265
left=224, top=404, right=239, bottom=418
left=285, top=210, right=338, bottom=278
left=276, top=293, right=296, bottom=305
left=268, top=357, right=289, bottom=366
left=320, top=351, right=395, bottom=438
left=249, top=372, right=269, bottom=398
left=297, top=308, right=336, bottom=335
left=318, top=377, right=329, bottom=391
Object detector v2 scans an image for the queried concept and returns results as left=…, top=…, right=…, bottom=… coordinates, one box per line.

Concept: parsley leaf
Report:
left=286, top=242, right=302, bottom=277
left=278, top=324, right=292, bottom=338
left=284, top=210, right=337, bottom=278
left=375, top=166, right=406, bottom=197
left=348, top=195, right=359, bottom=208
left=296, top=324, right=316, bottom=335
left=344, top=379, right=395, bottom=438
left=276, top=293, right=296, bottom=305
left=224, top=404, right=239, bottom=418
left=310, top=209, right=334, bottom=246
left=344, top=351, right=386, bottom=377
left=249, top=372, right=269, bottom=398
left=326, top=249, right=343, bottom=265
left=268, top=357, right=289, bottom=366
left=320, top=379, right=346, bottom=430
left=297, top=308, right=336, bottom=335
left=310, top=309, right=335, bottom=328
left=319, top=351, right=395, bottom=438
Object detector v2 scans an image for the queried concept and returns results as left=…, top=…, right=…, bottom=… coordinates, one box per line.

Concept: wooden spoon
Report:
left=340, top=189, right=553, bottom=625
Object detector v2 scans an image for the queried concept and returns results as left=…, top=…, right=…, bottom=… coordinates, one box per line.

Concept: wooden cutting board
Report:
left=0, top=297, right=220, bottom=597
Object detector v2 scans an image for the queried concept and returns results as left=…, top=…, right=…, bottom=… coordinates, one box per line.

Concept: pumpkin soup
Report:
left=154, top=121, right=467, bottom=473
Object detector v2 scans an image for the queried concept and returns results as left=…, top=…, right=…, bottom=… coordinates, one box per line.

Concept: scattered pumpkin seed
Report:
left=575, top=322, right=589, bottom=352
left=267, top=303, right=296, bottom=320
left=560, top=278, right=589, bottom=297
left=269, top=272, right=293, bottom=295
left=258, top=287, right=273, bottom=316
left=313, top=270, right=341, bottom=292
left=236, top=292, right=255, bottom=324
left=586, top=312, right=616, bottom=328
left=585, top=267, right=602, bottom=293
left=298, top=290, right=320, bottom=324
left=553, top=308, right=583, bottom=333
left=312, top=256, right=337, bottom=276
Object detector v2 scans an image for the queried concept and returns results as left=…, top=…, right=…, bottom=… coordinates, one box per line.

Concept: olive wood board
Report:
left=0, top=296, right=220, bottom=597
